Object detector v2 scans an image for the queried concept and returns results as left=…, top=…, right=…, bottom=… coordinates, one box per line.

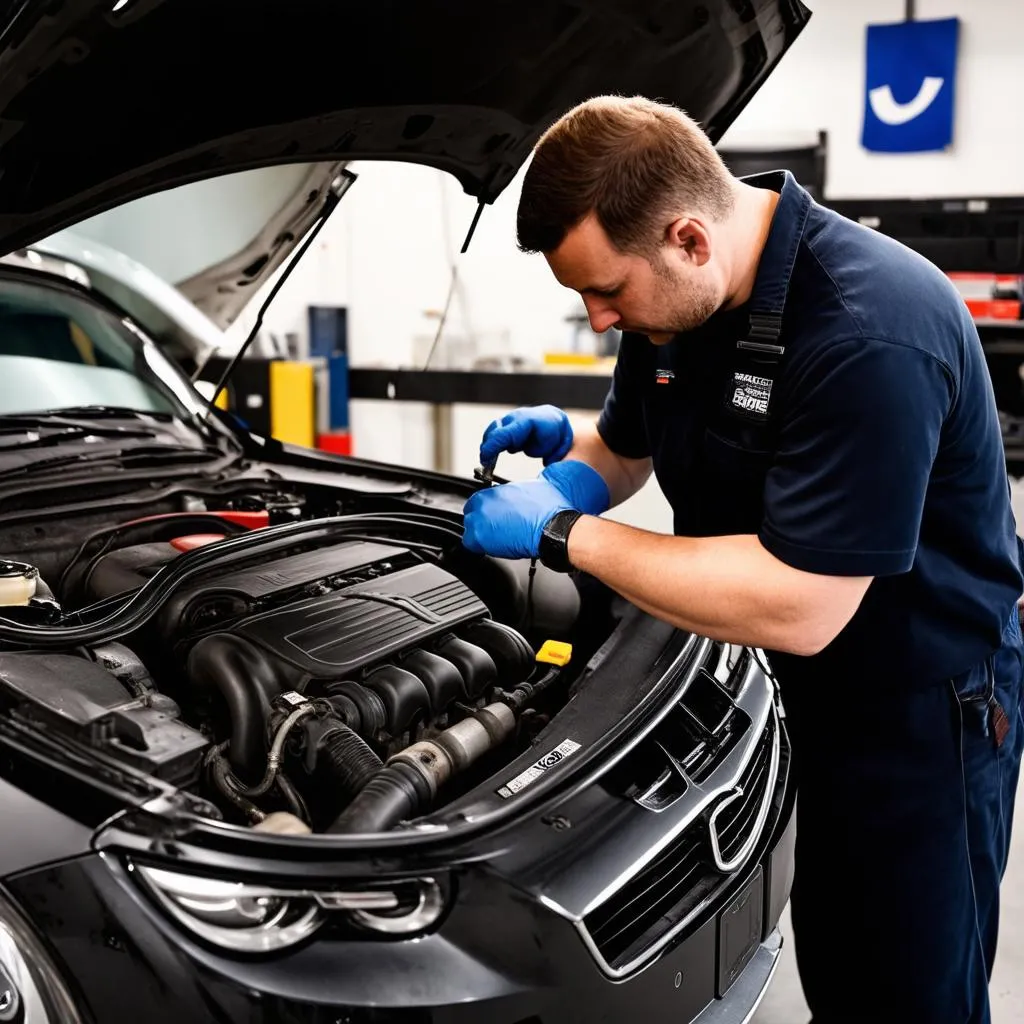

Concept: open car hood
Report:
left=0, top=0, right=811, bottom=265
left=39, top=163, right=351, bottom=334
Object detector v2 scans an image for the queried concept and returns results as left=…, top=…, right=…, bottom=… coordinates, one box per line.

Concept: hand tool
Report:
left=473, top=456, right=509, bottom=486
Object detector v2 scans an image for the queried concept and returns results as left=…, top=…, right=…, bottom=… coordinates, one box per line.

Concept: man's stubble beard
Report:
left=648, top=256, right=720, bottom=335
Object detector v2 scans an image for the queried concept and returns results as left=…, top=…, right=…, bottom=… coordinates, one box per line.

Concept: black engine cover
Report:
left=233, top=562, right=489, bottom=677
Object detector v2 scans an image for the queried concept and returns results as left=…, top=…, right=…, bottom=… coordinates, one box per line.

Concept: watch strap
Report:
left=539, top=509, right=583, bottom=573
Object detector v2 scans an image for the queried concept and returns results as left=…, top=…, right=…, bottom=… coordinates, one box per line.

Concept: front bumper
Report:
left=1, top=758, right=795, bottom=1024
left=1, top=640, right=796, bottom=1023
left=695, top=929, right=784, bottom=1024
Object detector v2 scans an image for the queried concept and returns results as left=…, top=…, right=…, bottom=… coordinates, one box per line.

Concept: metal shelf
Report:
left=823, top=195, right=1024, bottom=274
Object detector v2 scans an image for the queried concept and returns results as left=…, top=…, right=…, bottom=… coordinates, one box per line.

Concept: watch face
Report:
left=540, top=510, right=580, bottom=573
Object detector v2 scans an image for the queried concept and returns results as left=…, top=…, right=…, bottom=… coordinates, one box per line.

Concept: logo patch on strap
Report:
left=730, top=371, right=772, bottom=416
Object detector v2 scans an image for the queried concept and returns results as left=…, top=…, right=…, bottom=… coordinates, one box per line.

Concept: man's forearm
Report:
left=566, top=420, right=652, bottom=507
left=565, top=515, right=870, bottom=656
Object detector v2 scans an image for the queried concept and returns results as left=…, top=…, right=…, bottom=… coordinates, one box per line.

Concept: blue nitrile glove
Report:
left=539, top=459, right=611, bottom=516
left=462, top=460, right=609, bottom=559
left=462, top=478, right=572, bottom=559
left=480, top=405, right=573, bottom=467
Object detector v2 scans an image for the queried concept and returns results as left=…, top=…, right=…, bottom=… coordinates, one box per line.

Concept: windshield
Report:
left=0, top=272, right=208, bottom=419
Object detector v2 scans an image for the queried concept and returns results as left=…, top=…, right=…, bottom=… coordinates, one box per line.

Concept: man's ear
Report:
left=665, top=217, right=712, bottom=267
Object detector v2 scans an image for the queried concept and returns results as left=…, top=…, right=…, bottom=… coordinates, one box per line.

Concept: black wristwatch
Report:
left=538, top=509, right=584, bottom=573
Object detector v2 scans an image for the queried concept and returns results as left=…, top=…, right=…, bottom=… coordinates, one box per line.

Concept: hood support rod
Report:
left=202, top=168, right=358, bottom=420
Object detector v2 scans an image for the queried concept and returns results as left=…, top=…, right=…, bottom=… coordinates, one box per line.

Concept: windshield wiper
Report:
left=52, top=403, right=233, bottom=449
left=0, top=427, right=157, bottom=448
left=0, top=411, right=158, bottom=439
left=0, top=444, right=232, bottom=481
left=38, top=405, right=176, bottom=422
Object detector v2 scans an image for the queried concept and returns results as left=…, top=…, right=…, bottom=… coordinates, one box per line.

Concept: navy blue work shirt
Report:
left=597, top=171, right=1023, bottom=691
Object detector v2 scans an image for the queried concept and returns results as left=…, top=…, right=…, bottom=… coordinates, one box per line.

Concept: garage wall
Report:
left=723, top=0, right=1024, bottom=199
left=227, top=160, right=572, bottom=374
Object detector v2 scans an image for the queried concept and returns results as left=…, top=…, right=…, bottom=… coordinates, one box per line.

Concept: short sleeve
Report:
left=759, top=337, right=955, bottom=577
left=596, top=333, right=651, bottom=459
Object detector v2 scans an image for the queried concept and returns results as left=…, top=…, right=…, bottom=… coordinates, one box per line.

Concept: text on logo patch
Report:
left=730, top=371, right=772, bottom=416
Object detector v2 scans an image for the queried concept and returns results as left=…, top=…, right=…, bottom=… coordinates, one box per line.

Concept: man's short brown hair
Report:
left=516, top=95, right=736, bottom=255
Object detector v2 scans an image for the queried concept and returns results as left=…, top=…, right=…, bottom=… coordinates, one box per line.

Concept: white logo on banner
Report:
left=868, top=76, right=945, bottom=125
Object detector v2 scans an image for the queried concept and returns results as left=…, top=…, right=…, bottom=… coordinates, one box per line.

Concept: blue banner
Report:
left=862, top=17, right=960, bottom=153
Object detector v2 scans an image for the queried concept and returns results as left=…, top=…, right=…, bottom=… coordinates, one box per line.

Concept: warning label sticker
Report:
left=729, top=371, right=773, bottom=417
left=497, top=739, right=582, bottom=799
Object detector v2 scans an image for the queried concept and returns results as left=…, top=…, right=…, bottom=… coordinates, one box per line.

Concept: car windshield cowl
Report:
left=0, top=409, right=164, bottom=437
left=20, top=405, right=177, bottom=422
left=0, top=439, right=240, bottom=483
left=0, top=404, right=234, bottom=449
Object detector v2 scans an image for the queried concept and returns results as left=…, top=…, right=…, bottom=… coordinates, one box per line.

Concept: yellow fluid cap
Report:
left=536, top=640, right=572, bottom=667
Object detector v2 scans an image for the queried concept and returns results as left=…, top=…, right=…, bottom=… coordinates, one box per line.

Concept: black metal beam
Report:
left=348, top=362, right=1024, bottom=474
left=349, top=321, right=1024, bottom=415
left=718, top=131, right=828, bottom=200
left=348, top=368, right=611, bottom=411
left=348, top=318, right=1024, bottom=435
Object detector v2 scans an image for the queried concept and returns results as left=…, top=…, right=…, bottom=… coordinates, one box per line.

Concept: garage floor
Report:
left=753, top=766, right=1024, bottom=1023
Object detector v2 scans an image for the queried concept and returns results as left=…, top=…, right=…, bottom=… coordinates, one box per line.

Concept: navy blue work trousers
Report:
left=782, top=612, right=1024, bottom=1024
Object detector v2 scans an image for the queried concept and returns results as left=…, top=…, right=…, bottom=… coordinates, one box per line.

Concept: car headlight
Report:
left=132, top=863, right=447, bottom=952
left=0, top=888, right=84, bottom=1023
left=345, top=879, right=447, bottom=935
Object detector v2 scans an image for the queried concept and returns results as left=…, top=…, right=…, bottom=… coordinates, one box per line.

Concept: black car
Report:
left=0, top=2, right=809, bottom=1021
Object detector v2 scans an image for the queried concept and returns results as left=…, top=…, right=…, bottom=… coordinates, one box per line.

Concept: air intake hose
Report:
left=315, top=721, right=383, bottom=802
left=326, top=701, right=517, bottom=834
left=324, top=761, right=433, bottom=835
left=322, top=680, right=386, bottom=739
left=186, top=633, right=283, bottom=783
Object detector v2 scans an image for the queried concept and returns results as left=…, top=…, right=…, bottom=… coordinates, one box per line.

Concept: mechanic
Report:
left=462, top=96, right=1024, bottom=1024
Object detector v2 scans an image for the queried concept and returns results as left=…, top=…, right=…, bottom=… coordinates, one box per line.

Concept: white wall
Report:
left=226, top=159, right=575, bottom=372
left=721, top=0, right=1024, bottom=199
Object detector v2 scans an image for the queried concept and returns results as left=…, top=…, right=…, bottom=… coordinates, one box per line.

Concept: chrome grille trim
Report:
left=558, top=655, right=782, bottom=980
left=576, top=652, right=771, bottom=920
left=708, top=719, right=779, bottom=873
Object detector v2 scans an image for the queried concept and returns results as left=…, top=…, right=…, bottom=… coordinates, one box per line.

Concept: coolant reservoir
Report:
left=0, top=561, right=39, bottom=606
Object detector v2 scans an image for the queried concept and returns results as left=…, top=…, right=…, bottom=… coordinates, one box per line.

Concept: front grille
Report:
left=582, top=832, right=717, bottom=972
left=582, top=712, right=778, bottom=974
left=677, top=659, right=751, bottom=783
left=601, top=642, right=753, bottom=811
left=712, top=726, right=773, bottom=865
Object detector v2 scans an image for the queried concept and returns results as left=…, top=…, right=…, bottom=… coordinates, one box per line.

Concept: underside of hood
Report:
left=0, top=0, right=811, bottom=256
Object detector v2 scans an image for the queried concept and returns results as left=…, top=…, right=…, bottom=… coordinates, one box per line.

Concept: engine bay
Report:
left=0, top=483, right=610, bottom=836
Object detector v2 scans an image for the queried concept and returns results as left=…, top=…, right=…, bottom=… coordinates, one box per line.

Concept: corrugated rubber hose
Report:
left=317, top=722, right=383, bottom=803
